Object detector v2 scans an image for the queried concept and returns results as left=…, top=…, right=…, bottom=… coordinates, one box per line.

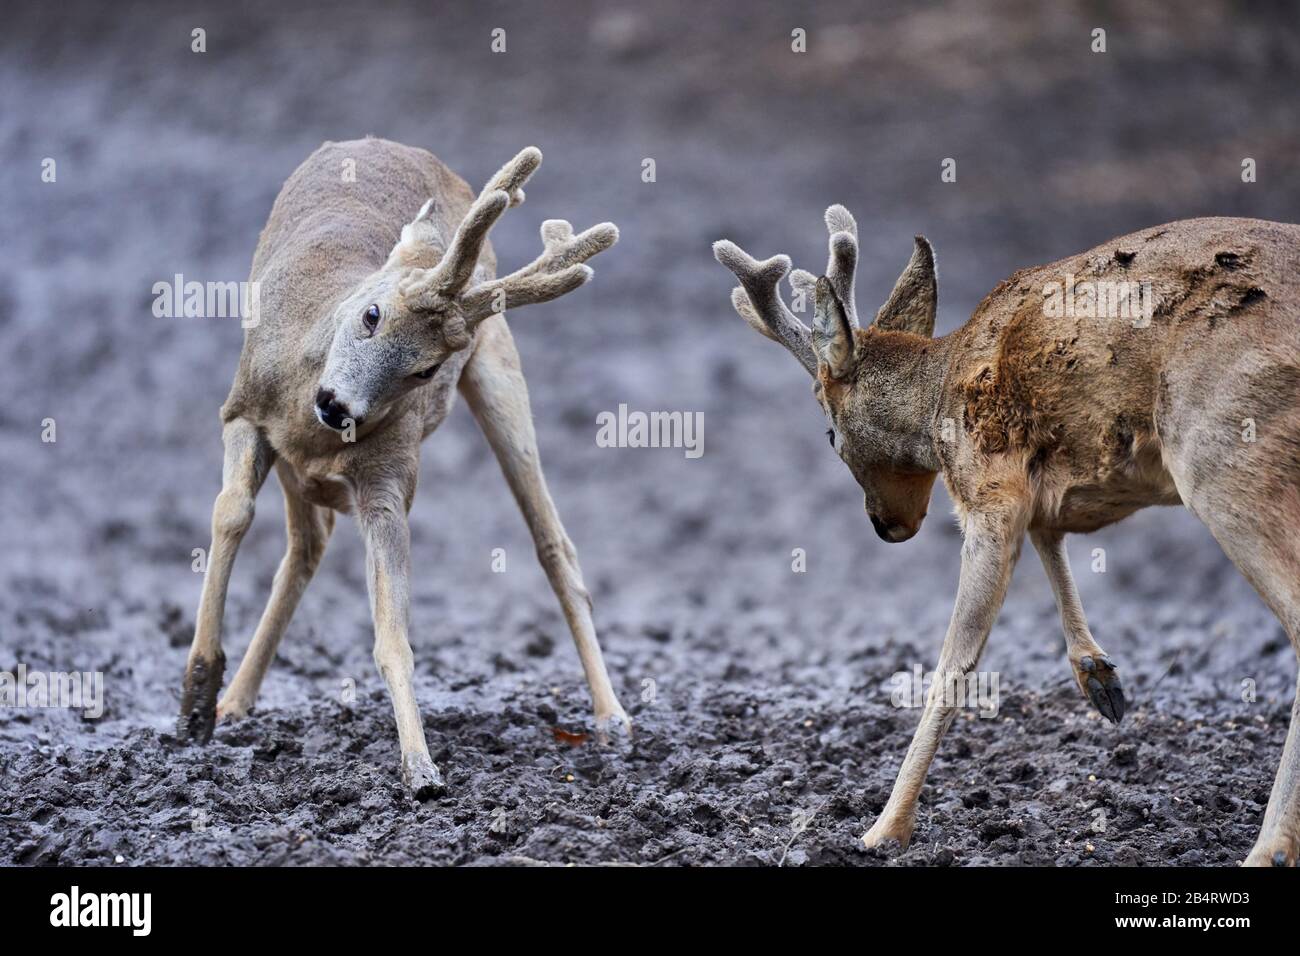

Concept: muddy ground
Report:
left=2, top=0, right=1299, bottom=866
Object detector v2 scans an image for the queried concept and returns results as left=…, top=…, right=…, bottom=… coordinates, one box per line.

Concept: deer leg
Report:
left=1161, top=395, right=1300, bottom=865
left=459, top=317, right=629, bottom=737
left=1183, top=495, right=1300, bottom=866
left=864, top=507, right=1026, bottom=850
left=179, top=418, right=274, bottom=743
left=1192, top=524, right=1300, bottom=866
left=218, top=471, right=334, bottom=721
left=357, top=477, right=443, bottom=798
left=1248, top=674, right=1300, bottom=867
left=1030, top=529, right=1126, bottom=723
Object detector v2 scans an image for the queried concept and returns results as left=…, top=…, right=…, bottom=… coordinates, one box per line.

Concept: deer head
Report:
left=714, top=205, right=942, bottom=542
left=316, top=146, right=617, bottom=430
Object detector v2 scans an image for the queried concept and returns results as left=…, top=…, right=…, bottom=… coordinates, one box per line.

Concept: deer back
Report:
left=940, top=216, right=1300, bottom=526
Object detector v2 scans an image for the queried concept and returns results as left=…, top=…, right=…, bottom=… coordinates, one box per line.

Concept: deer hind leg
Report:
left=1192, top=509, right=1299, bottom=866
left=1181, top=487, right=1299, bottom=865
left=218, top=467, right=334, bottom=721
left=864, top=504, right=1027, bottom=850
left=458, top=317, right=629, bottom=736
left=1163, top=409, right=1300, bottom=865
left=1030, top=529, right=1126, bottom=723
left=1252, top=669, right=1300, bottom=867
left=179, top=418, right=274, bottom=743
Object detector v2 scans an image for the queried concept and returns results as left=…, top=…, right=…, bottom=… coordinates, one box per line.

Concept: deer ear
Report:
left=873, top=236, right=937, bottom=337
left=813, top=276, right=856, bottom=378
left=386, top=199, right=446, bottom=269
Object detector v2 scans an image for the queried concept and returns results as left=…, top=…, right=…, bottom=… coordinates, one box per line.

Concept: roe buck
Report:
left=178, top=138, right=629, bottom=796
left=715, top=209, right=1300, bottom=865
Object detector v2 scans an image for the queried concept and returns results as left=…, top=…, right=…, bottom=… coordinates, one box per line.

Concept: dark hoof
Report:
left=1081, top=655, right=1126, bottom=724
left=177, top=651, right=225, bottom=744
left=403, top=752, right=446, bottom=800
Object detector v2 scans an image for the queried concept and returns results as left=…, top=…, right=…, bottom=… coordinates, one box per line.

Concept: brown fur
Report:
left=941, top=218, right=1299, bottom=535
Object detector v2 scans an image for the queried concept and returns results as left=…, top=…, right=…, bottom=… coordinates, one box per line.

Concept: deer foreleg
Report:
left=357, top=477, right=443, bottom=798
left=179, top=418, right=274, bottom=742
left=863, top=506, right=1026, bottom=851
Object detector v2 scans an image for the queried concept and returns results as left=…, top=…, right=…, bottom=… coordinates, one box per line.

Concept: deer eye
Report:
left=362, top=304, right=381, bottom=333
left=826, top=428, right=835, bottom=448
left=413, top=362, right=441, bottom=380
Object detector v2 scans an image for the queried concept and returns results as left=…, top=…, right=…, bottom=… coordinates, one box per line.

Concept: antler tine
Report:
left=825, top=204, right=857, bottom=238
left=457, top=217, right=619, bottom=327
left=824, top=204, right=859, bottom=328
left=484, top=145, right=542, bottom=208
left=502, top=219, right=619, bottom=282
left=459, top=264, right=595, bottom=324
left=443, top=189, right=513, bottom=293
left=713, top=240, right=817, bottom=376
left=789, top=268, right=819, bottom=305
left=730, top=286, right=777, bottom=342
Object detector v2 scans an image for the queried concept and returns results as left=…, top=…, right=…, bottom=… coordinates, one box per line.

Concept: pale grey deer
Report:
left=178, top=138, right=628, bottom=796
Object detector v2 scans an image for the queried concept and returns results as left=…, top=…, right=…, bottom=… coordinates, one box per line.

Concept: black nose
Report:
left=314, top=387, right=354, bottom=430
left=870, top=514, right=909, bottom=543
left=869, top=514, right=917, bottom=543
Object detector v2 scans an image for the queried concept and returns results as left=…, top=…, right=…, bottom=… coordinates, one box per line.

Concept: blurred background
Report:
left=2, top=0, right=1299, bottom=864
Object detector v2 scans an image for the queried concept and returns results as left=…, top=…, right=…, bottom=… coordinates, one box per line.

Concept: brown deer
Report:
left=177, top=138, right=629, bottom=796
left=715, top=208, right=1300, bottom=865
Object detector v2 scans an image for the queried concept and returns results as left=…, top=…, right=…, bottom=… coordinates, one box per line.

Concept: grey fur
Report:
left=179, top=138, right=629, bottom=795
